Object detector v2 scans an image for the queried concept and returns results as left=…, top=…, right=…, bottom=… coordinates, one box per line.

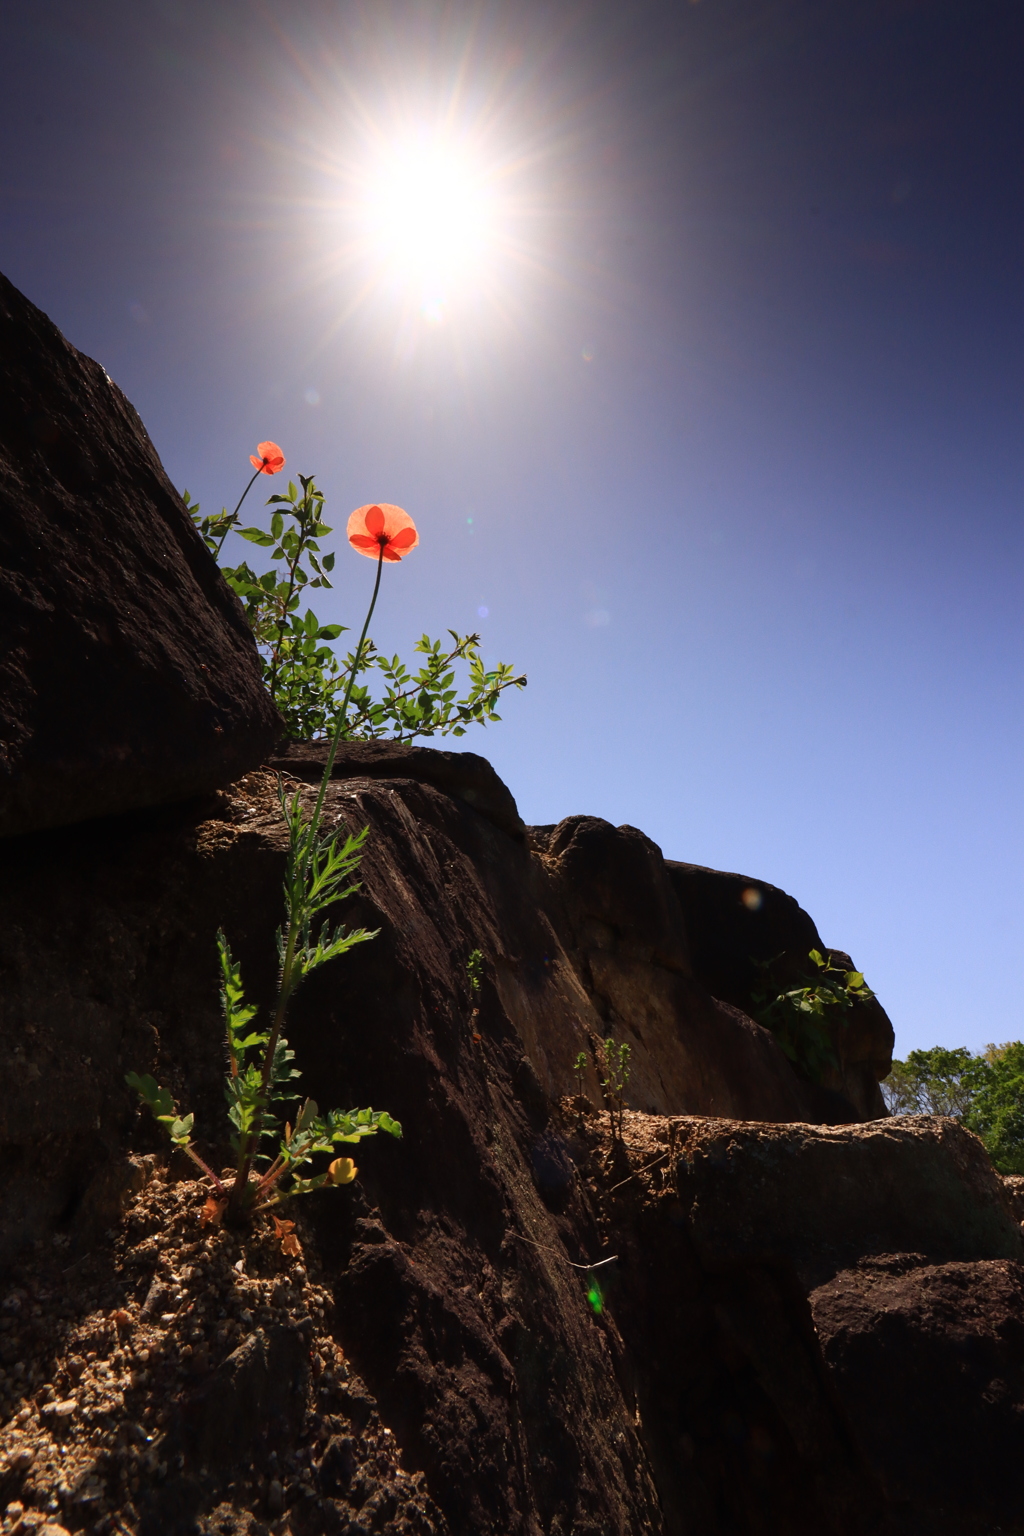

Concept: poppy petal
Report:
left=364, top=505, right=385, bottom=536
left=387, top=527, right=417, bottom=550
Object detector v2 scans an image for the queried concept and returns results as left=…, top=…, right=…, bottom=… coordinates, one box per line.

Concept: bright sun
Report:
left=359, top=138, right=497, bottom=319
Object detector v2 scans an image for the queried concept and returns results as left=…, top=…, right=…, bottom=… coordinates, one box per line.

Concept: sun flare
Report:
left=357, top=137, right=498, bottom=318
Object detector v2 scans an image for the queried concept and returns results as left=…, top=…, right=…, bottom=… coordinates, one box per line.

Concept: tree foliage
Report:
left=882, top=1042, right=1024, bottom=1175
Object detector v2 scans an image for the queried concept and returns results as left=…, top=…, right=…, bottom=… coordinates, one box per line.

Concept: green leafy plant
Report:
left=129, top=480, right=429, bottom=1224
left=751, top=948, right=875, bottom=1082
left=127, top=778, right=401, bottom=1223
left=186, top=449, right=525, bottom=742
left=600, top=1037, right=631, bottom=1140
left=965, top=1042, right=1024, bottom=1175
left=466, top=948, right=484, bottom=1030
left=573, top=1050, right=588, bottom=1104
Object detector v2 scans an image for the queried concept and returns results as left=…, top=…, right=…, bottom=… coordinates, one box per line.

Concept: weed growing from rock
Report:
left=128, top=498, right=433, bottom=1224
left=751, top=948, right=875, bottom=1082
left=600, top=1039, right=631, bottom=1141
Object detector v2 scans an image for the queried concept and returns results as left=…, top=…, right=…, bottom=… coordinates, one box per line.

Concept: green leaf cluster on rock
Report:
left=751, top=948, right=875, bottom=1082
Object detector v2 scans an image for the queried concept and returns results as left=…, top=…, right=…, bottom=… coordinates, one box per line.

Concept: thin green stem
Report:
left=183, top=1145, right=229, bottom=1197
left=254, top=1152, right=288, bottom=1198
left=214, top=466, right=264, bottom=557
left=307, top=543, right=385, bottom=840
left=266, top=524, right=310, bottom=701
left=229, top=541, right=387, bottom=1221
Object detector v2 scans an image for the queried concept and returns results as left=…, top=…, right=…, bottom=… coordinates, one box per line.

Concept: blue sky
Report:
left=3, top=0, right=1022, bottom=1055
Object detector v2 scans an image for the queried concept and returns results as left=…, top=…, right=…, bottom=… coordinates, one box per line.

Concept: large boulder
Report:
left=672, top=1114, right=1023, bottom=1288
left=0, top=271, right=280, bottom=839
left=267, top=737, right=525, bottom=841
left=666, top=860, right=895, bottom=1117
left=811, top=1255, right=1024, bottom=1533
left=0, top=747, right=1017, bottom=1534
left=593, top=1108, right=1024, bottom=1536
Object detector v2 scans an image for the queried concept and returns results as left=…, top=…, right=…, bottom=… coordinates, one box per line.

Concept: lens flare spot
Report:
left=304, top=387, right=320, bottom=406
left=361, top=137, right=496, bottom=308
left=477, top=605, right=489, bottom=618
left=741, top=887, right=763, bottom=911
left=586, top=1277, right=604, bottom=1316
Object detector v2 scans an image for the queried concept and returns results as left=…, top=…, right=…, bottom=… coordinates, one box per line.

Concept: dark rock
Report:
left=673, top=1114, right=1023, bottom=1289
left=267, top=738, right=525, bottom=841
left=811, top=1258, right=1024, bottom=1534
left=0, top=271, right=280, bottom=839
left=603, top=1173, right=888, bottom=1536
left=0, top=763, right=889, bottom=1264
left=1, top=739, right=1007, bottom=1534
left=542, top=815, right=691, bottom=973
left=1001, top=1173, right=1024, bottom=1222
left=320, top=1435, right=357, bottom=1497
left=666, top=860, right=895, bottom=1117
left=664, top=860, right=818, bottom=1005
left=534, top=815, right=858, bottom=1123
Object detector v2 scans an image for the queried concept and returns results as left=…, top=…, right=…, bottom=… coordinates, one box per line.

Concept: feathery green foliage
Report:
left=128, top=780, right=401, bottom=1222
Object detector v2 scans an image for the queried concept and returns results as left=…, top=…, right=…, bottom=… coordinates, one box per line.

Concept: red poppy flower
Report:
left=347, top=503, right=419, bottom=562
left=249, top=441, right=285, bottom=474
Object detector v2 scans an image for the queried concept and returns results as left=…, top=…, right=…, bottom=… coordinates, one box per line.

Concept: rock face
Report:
left=2, top=288, right=1014, bottom=1534
left=666, top=860, right=895, bottom=1118
left=0, top=742, right=1018, bottom=1535
left=673, top=1113, right=1021, bottom=1288
left=0, top=271, right=280, bottom=839
left=812, top=1256, right=1024, bottom=1534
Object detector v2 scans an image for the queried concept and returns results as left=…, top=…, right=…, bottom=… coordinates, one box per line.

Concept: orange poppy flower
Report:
left=347, top=503, right=419, bottom=562
left=249, top=440, right=286, bottom=474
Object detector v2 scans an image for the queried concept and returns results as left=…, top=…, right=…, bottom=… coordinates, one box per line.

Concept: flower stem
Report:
left=183, top=1145, right=229, bottom=1196
left=214, top=466, right=264, bottom=557
left=228, top=542, right=386, bottom=1222
left=307, top=543, right=385, bottom=840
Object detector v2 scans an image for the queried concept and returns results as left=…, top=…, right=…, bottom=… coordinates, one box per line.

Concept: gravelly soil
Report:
left=0, top=1164, right=447, bottom=1536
